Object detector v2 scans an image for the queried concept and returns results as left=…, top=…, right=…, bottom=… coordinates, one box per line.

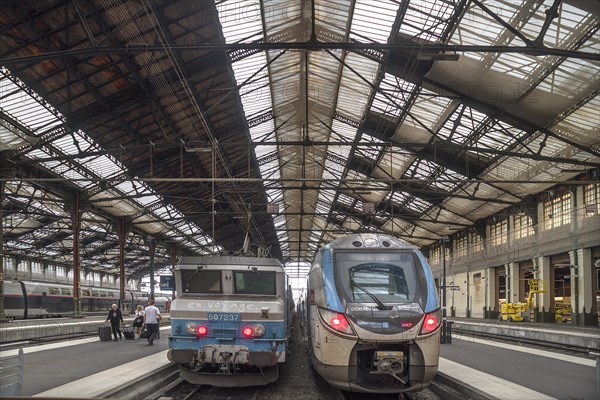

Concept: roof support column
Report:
left=168, top=243, right=178, bottom=302
left=117, top=217, right=131, bottom=310
left=506, top=262, right=520, bottom=303
left=148, top=236, right=156, bottom=301
left=570, top=248, right=597, bottom=326
left=534, top=256, right=554, bottom=322
left=70, top=192, right=83, bottom=318
left=0, top=176, right=7, bottom=322
left=483, top=266, right=496, bottom=315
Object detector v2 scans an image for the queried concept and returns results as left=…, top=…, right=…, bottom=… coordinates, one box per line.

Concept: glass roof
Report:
left=0, top=0, right=597, bottom=286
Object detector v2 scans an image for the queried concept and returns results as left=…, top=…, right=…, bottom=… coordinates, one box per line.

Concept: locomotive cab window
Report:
left=336, top=251, right=420, bottom=304
left=234, top=271, right=276, bottom=295
left=181, top=269, right=222, bottom=293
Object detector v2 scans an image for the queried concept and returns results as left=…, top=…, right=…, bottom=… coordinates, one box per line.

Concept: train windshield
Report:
left=335, top=251, right=419, bottom=304
left=181, top=270, right=222, bottom=293
left=234, top=271, right=276, bottom=295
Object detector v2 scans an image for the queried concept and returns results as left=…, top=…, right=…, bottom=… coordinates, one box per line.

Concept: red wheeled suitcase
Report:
left=98, top=325, right=112, bottom=342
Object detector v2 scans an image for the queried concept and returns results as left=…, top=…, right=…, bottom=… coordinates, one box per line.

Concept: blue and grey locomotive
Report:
left=168, top=255, right=292, bottom=386
left=306, top=234, right=441, bottom=393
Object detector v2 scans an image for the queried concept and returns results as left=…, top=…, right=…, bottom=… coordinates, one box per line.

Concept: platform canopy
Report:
left=0, top=0, right=598, bottom=280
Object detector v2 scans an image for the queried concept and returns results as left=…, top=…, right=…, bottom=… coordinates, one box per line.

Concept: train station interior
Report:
left=1, top=1, right=599, bottom=399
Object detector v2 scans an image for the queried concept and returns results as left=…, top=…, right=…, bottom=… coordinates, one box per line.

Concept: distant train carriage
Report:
left=306, top=234, right=441, bottom=393
left=168, top=255, right=292, bottom=386
left=2, top=280, right=170, bottom=319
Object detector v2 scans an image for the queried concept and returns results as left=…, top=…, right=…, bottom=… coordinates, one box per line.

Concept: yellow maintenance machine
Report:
left=499, top=279, right=547, bottom=322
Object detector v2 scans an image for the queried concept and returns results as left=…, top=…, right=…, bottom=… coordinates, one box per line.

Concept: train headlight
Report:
left=242, top=326, right=254, bottom=337
left=196, top=325, right=208, bottom=336
left=253, top=324, right=266, bottom=336
left=419, top=308, right=442, bottom=335
left=318, top=307, right=355, bottom=336
left=241, top=324, right=266, bottom=337
left=185, top=322, right=197, bottom=335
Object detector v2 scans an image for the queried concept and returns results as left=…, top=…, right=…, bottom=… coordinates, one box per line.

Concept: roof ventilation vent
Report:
left=352, top=241, right=362, bottom=247
left=382, top=241, right=390, bottom=247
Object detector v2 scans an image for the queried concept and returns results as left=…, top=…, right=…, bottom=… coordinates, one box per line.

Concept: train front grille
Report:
left=213, top=323, right=240, bottom=340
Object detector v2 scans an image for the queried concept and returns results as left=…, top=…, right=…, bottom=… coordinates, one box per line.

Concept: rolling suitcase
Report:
left=98, top=325, right=112, bottom=342
left=123, top=324, right=135, bottom=340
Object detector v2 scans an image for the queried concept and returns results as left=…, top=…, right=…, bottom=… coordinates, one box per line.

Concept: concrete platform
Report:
left=1, top=323, right=596, bottom=399
left=449, top=317, right=600, bottom=351
left=0, top=315, right=170, bottom=344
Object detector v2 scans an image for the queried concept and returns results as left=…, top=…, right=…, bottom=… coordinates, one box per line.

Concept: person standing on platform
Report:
left=144, top=300, right=162, bottom=346
left=106, top=303, right=124, bottom=341
left=132, top=304, right=145, bottom=338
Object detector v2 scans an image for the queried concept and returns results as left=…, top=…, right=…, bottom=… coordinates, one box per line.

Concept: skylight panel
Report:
left=407, top=89, right=452, bottom=132
left=316, top=194, right=335, bottom=214
left=469, top=120, right=528, bottom=153
left=388, top=190, right=410, bottom=207
left=400, top=0, right=455, bottom=41
left=350, top=0, right=398, bottom=43
left=323, top=160, right=343, bottom=181
left=405, top=195, right=432, bottom=214
left=115, top=181, right=142, bottom=197
left=266, top=187, right=283, bottom=204
left=537, top=58, right=599, bottom=98
left=554, top=94, right=599, bottom=141
left=330, top=119, right=357, bottom=143
left=274, top=215, right=286, bottom=228
left=435, top=170, right=467, bottom=192
left=491, top=53, right=540, bottom=80
left=336, top=53, right=378, bottom=120
left=39, top=159, right=93, bottom=189
left=529, top=1, right=593, bottom=49
left=372, top=74, right=416, bottom=119
left=407, top=159, right=466, bottom=192
left=264, top=0, right=302, bottom=24
left=357, top=133, right=384, bottom=161
left=315, top=0, right=350, bottom=37
left=232, top=55, right=272, bottom=118
left=374, top=149, right=413, bottom=179
left=337, top=192, right=355, bottom=207
left=309, top=51, right=341, bottom=106
left=217, top=0, right=264, bottom=43
left=437, top=105, right=488, bottom=146
left=451, top=1, right=526, bottom=58
left=0, top=68, right=63, bottom=134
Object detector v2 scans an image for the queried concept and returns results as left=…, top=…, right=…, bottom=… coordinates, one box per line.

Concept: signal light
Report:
left=196, top=325, right=208, bottom=336
left=420, top=309, right=442, bottom=335
left=242, top=326, right=254, bottom=337
left=241, top=324, right=265, bottom=338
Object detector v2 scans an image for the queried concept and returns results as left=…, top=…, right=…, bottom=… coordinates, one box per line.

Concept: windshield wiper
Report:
left=185, top=264, right=206, bottom=290
left=350, top=279, right=393, bottom=311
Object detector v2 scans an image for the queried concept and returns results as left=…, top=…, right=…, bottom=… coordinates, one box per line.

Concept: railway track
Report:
left=145, top=378, right=262, bottom=400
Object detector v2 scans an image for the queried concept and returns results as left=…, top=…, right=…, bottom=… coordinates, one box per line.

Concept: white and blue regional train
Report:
left=167, top=255, right=293, bottom=387
left=306, top=234, right=441, bottom=393
left=2, top=280, right=170, bottom=318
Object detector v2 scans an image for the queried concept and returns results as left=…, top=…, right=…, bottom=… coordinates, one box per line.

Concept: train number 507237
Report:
left=207, top=312, right=241, bottom=321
